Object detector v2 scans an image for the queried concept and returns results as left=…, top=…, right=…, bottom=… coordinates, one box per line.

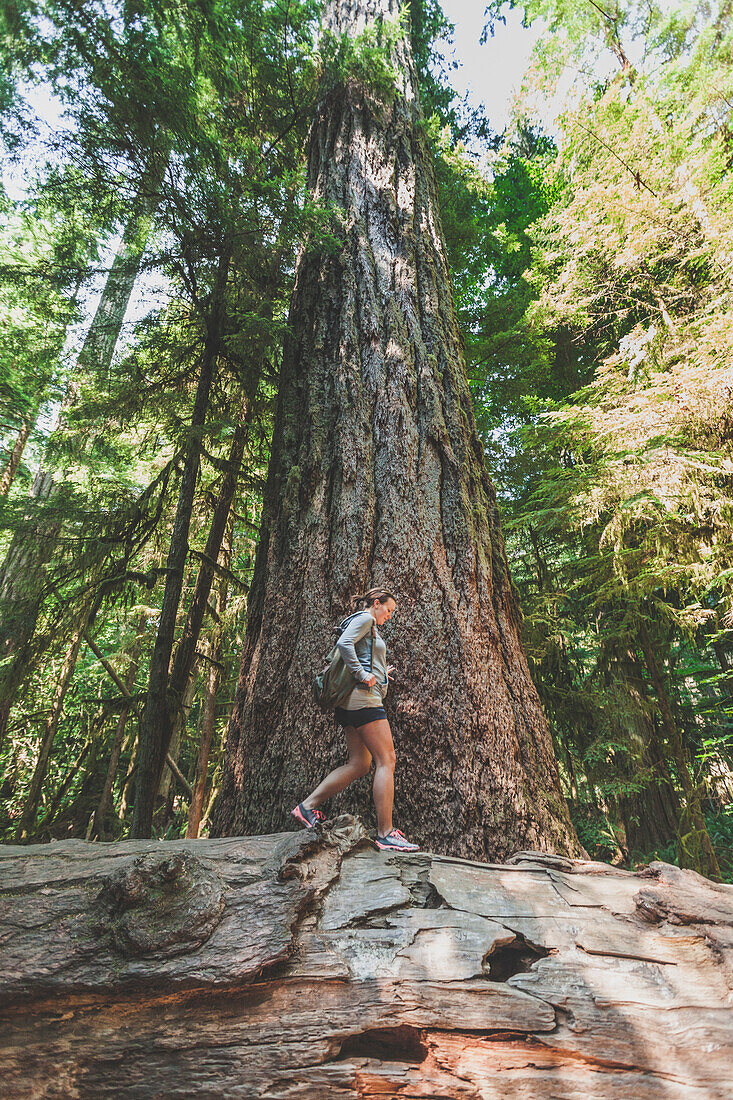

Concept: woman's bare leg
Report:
left=355, top=719, right=396, bottom=836
left=302, top=728, right=372, bottom=810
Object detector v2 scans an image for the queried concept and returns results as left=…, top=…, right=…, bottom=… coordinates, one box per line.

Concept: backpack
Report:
left=311, top=614, right=375, bottom=712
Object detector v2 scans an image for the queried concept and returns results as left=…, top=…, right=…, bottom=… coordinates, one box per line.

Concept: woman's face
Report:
left=371, top=597, right=396, bottom=626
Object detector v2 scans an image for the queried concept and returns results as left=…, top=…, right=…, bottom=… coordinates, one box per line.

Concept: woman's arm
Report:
left=336, top=612, right=374, bottom=682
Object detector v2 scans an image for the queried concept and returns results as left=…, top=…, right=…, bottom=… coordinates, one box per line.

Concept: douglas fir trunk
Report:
left=214, top=0, right=581, bottom=860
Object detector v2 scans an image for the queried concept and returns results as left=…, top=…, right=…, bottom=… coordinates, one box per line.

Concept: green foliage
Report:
left=318, top=11, right=407, bottom=101
left=0, top=0, right=323, bottom=840
left=466, top=0, right=733, bottom=877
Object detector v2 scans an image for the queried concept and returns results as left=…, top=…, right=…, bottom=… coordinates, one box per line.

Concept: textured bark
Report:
left=214, top=0, right=580, bottom=861
left=2, top=821, right=732, bottom=1098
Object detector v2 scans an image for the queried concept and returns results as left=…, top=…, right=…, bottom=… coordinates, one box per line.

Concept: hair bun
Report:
left=350, top=587, right=397, bottom=611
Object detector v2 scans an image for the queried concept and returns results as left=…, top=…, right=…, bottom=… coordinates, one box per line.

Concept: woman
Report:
left=291, top=587, right=419, bottom=852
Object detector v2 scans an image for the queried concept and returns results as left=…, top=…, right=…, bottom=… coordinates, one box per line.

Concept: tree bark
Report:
left=213, top=0, right=580, bottom=861
left=131, top=253, right=230, bottom=838
left=2, top=823, right=732, bottom=1098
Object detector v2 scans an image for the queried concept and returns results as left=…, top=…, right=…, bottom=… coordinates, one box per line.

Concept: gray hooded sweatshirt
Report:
left=336, top=610, right=389, bottom=710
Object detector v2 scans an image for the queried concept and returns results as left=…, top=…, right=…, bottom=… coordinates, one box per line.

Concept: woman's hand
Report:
left=364, top=674, right=377, bottom=688
left=387, top=665, right=396, bottom=681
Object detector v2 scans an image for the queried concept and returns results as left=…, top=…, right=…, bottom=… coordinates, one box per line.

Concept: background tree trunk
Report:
left=15, top=608, right=91, bottom=839
left=0, top=178, right=162, bottom=751
left=213, top=0, right=581, bottom=861
left=92, top=619, right=147, bottom=839
left=154, top=405, right=248, bottom=807
left=0, top=415, right=34, bottom=498
left=187, top=529, right=232, bottom=838
left=638, top=624, right=720, bottom=879
left=131, top=252, right=230, bottom=838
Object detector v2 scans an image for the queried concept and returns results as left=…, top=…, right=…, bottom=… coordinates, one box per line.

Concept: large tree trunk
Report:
left=213, top=0, right=580, bottom=861
left=2, top=821, right=732, bottom=1098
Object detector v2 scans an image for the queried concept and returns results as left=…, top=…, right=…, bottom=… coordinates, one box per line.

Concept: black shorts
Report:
left=335, top=706, right=387, bottom=728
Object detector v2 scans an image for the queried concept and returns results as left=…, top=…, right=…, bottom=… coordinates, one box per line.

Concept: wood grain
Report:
left=2, top=818, right=731, bottom=1097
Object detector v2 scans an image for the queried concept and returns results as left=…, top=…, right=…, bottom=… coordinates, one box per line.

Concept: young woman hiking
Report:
left=291, top=588, right=419, bottom=852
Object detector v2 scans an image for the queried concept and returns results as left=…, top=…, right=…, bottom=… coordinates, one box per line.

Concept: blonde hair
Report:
left=351, top=587, right=397, bottom=611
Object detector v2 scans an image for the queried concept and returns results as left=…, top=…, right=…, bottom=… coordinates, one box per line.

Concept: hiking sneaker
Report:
left=375, top=828, right=420, bottom=852
left=291, top=802, right=324, bottom=829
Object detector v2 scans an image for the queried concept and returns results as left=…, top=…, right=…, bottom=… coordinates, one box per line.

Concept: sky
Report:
left=436, top=2, right=543, bottom=133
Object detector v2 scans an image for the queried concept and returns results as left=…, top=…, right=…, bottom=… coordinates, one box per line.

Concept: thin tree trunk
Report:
left=40, top=738, right=93, bottom=832
left=92, top=620, right=146, bottom=839
left=16, top=613, right=90, bottom=840
left=75, top=178, right=161, bottom=379
left=153, top=403, right=248, bottom=809
left=609, top=647, right=681, bottom=854
left=213, top=0, right=581, bottom=860
left=200, top=766, right=221, bottom=833
left=118, top=756, right=137, bottom=822
left=131, top=252, right=230, bottom=839
left=0, top=417, right=34, bottom=497
left=186, top=658, right=219, bottom=838
left=187, top=527, right=232, bottom=838
left=638, top=624, right=720, bottom=879
left=156, top=672, right=199, bottom=806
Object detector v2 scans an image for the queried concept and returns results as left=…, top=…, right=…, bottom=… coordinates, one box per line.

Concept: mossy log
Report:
left=1, top=818, right=732, bottom=1098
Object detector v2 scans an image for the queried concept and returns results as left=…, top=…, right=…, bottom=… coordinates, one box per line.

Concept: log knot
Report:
left=93, top=851, right=225, bottom=958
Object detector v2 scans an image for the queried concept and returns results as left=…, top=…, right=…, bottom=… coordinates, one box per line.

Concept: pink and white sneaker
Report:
left=375, top=828, right=420, bottom=852
left=291, top=803, right=324, bottom=829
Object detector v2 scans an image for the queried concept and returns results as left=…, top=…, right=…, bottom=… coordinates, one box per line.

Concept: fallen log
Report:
left=1, top=817, right=732, bottom=1098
